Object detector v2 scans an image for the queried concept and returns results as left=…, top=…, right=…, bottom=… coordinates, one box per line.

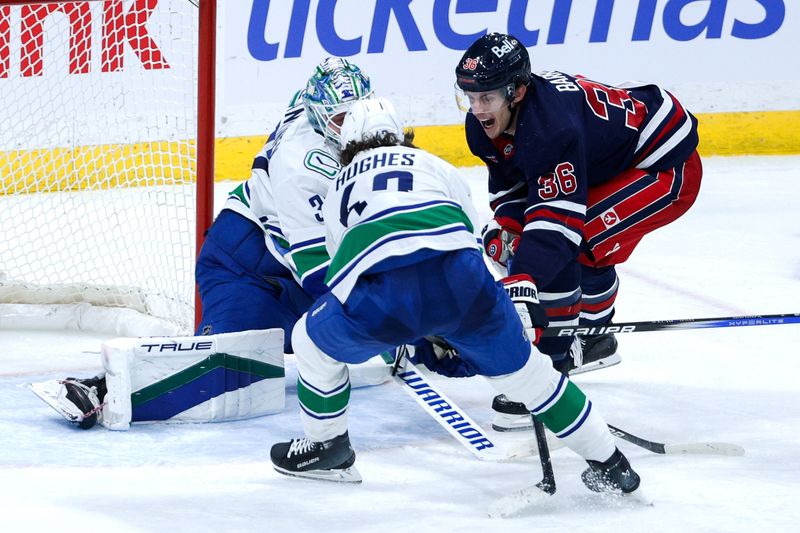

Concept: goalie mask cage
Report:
left=0, top=0, right=216, bottom=335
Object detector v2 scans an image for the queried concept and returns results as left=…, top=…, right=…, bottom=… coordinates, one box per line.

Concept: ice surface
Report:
left=1, top=156, right=798, bottom=532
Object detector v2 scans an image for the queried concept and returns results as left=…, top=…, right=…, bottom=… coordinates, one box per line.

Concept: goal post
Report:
left=0, top=0, right=216, bottom=335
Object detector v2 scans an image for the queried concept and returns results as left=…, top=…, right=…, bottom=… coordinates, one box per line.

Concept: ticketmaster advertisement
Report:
left=221, top=0, right=799, bottom=136
left=0, top=1, right=797, bottom=157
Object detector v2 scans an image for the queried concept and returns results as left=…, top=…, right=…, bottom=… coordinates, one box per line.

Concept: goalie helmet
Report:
left=455, top=33, right=531, bottom=100
left=339, top=97, right=404, bottom=149
left=303, top=57, right=373, bottom=146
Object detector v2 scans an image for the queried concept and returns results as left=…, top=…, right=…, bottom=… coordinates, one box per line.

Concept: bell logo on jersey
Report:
left=491, top=38, right=517, bottom=58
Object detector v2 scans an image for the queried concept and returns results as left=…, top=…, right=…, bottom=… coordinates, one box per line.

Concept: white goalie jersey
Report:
left=223, top=94, right=340, bottom=296
left=321, top=145, right=481, bottom=302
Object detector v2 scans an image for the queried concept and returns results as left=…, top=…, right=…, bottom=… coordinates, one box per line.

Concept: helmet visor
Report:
left=454, top=84, right=510, bottom=115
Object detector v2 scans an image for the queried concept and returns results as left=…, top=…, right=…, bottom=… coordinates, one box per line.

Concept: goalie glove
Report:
left=481, top=218, right=521, bottom=268
left=502, top=274, right=549, bottom=345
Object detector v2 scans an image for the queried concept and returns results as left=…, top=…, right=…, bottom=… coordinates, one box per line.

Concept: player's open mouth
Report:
left=480, top=118, right=496, bottom=129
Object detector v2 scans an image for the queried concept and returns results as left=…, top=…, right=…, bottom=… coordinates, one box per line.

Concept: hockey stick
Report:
left=541, top=312, right=800, bottom=338
left=392, top=351, right=745, bottom=462
left=491, top=415, right=744, bottom=457
left=390, top=349, right=511, bottom=462
left=488, top=415, right=556, bottom=518
left=531, top=415, right=556, bottom=495
left=532, top=415, right=556, bottom=493
left=608, top=424, right=745, bottom=456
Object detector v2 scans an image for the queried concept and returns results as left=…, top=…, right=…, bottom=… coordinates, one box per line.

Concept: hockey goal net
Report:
left=0, top=0, right=215, bottom=335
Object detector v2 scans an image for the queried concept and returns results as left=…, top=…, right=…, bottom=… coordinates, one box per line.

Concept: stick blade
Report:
left=488, top=484, right=554, bottom=518
left=663, top=442, right=745, bottom=456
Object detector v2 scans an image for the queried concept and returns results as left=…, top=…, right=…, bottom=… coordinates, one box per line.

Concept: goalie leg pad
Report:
left=101, top=328, right=285, bottom=430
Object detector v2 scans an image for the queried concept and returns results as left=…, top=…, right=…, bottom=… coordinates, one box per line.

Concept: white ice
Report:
left=1, top=156, right=799, bottom=532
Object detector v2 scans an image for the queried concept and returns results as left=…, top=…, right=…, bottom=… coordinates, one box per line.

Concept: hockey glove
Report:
left=502, top=274, right=549, bottom=344
left=405, top=337, right=476, bottom=378
left=481, top=218, right=521, bottom=268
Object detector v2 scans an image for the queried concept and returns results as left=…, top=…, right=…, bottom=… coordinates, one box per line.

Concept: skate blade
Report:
left=569, top=352, right=622, bottom=376
left=29, top=380, right=83, bottom=424
left=491, top=412, right=534, bottom=432
left=272, top=464, right=363, bottom=484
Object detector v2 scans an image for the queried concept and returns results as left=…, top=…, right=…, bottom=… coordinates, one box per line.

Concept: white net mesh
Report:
left=0, top=0, right=200, bottom=334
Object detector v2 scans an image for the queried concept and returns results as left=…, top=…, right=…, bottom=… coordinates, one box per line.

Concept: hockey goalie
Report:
left=30, top=327, right=392, bottom=430
left=30, top=329, right=287, bottom=430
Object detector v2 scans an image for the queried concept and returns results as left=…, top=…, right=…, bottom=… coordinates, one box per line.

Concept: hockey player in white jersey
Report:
left=196, top=57, right=373, bottom=344
left=270, top=97, right=642, bottom=495
left=33, top=58, right=386, bottom=430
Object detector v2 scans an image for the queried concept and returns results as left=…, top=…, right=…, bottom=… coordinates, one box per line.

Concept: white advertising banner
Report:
left=220, top=0, right=800, bottom=137
left=1, top=1, right=797, bottom=145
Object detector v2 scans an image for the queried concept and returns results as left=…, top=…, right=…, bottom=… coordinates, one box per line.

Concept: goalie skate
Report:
left=29, top=376, right=106, bottom=429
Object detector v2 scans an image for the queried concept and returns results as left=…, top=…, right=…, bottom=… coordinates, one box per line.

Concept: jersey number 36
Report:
left=537, top=162, right=577, bottom=200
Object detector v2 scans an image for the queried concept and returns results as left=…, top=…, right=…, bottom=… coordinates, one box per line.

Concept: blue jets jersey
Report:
left=465, top=71, right=699, bottom=287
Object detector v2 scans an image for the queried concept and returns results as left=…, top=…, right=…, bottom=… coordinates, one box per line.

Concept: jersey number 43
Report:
left=340, top=170, right=414, bottom=227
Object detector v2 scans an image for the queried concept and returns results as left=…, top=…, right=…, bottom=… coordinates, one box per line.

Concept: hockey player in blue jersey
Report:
left=270, top=97, right=641, bottom=496
left=454, top=33, right=703, bottom=428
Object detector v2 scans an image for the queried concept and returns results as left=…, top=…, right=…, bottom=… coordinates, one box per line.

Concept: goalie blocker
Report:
left=31, top=329, right=287, bottom=430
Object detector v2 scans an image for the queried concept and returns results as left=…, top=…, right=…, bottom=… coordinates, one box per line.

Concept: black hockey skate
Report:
left=63, top=375, right=107, bottom=429
left=581, top=447, right=641, bottom=494
left=270, top=432, right=361, bottom=483
left=30, top=374, right=107, bottom=429
left=491, top=394, right=533, bottom=432
left=568, top=333, right=621, bottom=376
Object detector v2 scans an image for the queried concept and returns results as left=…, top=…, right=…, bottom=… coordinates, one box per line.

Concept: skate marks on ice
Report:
left=488, top=483, right=654, bottom=519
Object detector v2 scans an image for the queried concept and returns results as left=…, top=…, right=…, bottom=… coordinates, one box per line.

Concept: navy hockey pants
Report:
left=305, top=248, right=532, bottom=377
left=195, top=210, right=313, bottom=353
left=538, top=151, right=703, bottom=362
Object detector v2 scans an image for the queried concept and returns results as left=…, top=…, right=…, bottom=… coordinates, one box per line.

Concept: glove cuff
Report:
left=495, top=216, right=523, bottom=234
left=501, top=273, right=535, bottom=286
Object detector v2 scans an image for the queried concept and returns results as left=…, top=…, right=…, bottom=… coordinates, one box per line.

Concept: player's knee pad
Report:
left=101, top=328, right=285, bottom=430
left=291, top=313, right=350, bottom=388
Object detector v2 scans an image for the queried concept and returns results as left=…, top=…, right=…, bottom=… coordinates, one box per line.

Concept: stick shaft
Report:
left=541, top=313, right=800, bottom=337
left=532, top=416, right=556, bottom=494
left=608, top=424, right=665, bottom=453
